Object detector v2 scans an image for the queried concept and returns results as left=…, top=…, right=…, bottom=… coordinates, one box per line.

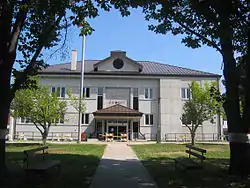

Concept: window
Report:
left=20, top=117, right=32, bottom=124
left=54, top=114, right=64, bottom=124
left=82, top=113, right=90, bottom=124
left=181, top=88, right=191, bottom=99
left=144, top=88, right=153, bottom=99
left=97, top=88, right=103, bottom=110
left=83, top=88, right=90, bottom=98
left=51, top=87, right=66, bottom=98
left=145, top=114, right=153, bottom=125
left=133, top=88, right=139, bottom=110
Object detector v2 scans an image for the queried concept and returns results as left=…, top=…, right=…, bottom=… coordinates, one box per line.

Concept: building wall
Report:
left=15, top=75, right=220, bottom=141
left=159, top=76, right=219, bottom=141
left=15, top=76, right=159, bottom=139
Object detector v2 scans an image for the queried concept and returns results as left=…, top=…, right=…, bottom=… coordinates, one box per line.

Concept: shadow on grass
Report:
left=140, top=157, right=249, bottom=188
left=4, top=143, right=104, bottom=188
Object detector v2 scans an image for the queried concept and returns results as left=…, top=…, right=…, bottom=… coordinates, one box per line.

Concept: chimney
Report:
left=110, top=50, right=126, bottom=58
left=71, top=50, right=77, bottom=71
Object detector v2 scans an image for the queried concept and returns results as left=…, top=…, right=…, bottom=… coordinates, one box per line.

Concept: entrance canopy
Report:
left=93, top=104, right=143, bottom=120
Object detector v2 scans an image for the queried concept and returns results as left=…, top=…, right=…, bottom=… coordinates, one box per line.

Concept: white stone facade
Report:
left=15, top=51, right=221, bottom=141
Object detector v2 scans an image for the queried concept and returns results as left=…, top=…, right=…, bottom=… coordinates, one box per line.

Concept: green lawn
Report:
left=132, top=143, right=250, bottom=188
left=5, top=143, right=105, bottom=188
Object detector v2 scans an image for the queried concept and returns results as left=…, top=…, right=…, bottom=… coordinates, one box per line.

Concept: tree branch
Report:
left=34, top=122, right=43, bottom=136
left=176, top=20, right=223, bottom=54
left=11, top=16, right=63, bottom=97
left=47, top=16, right=69, bottom=60
left=9, top=1, right=28, bottom=54
left=185, top=124, right=192, bottom=132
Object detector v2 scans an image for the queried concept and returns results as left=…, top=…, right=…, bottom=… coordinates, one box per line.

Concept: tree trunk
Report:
left=42, top=127, right=49, bottom=146
left=191, top=131, right=195, bottom=145
left=219, top=9, right=249, bottom=176
left=0, top=65, right=12, bottom=185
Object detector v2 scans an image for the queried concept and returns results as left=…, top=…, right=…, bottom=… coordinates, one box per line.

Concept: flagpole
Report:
left=77, top=19, right=86, bottom=143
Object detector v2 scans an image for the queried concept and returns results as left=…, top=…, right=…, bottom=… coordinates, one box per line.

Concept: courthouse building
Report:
left=15, top=50, right=221, bottom=141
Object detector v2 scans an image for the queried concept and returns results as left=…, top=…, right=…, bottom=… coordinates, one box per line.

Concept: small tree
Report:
left=12, top=85, right=67, bottom=145
left=67, top=88, right=86, bottom=142
left=181, top=81, right=222, bottom=145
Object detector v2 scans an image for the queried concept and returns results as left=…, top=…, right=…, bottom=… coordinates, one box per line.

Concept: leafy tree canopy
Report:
left=11, top=83, right=67, bottom=144
left=181, top=81, right=223, bottom=144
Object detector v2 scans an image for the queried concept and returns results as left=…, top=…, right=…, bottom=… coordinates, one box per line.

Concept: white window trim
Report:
left=83, top=87, right=90, bottom=99
left=144, top=88, right=153, bottom=99
left=181, top=120, right=202, bottom=127
left=181, top=88, right=191, bottom=100
left=82, top=113, right=90, bottom=125
left=51, top=86, right=66, bottom=98
left=144, top=114, right=154, bottom=126
left=20, top=117, right=32, bottom=124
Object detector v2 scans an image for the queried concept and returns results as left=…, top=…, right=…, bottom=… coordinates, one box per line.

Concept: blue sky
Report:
left=42, top=8, right=223, bottom=76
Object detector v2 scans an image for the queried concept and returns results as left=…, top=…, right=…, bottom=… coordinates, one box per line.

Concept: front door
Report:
left=108, top=126, right=117, bottom=136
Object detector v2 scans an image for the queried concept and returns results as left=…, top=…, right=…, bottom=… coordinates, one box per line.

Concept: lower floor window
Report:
left=20, top=117, right=32, bottom=124
left=82, top=113, right=90, bottom=124
left=145, top=114, right=153, bottom=125
left=54, top=114, right=64, bottom=124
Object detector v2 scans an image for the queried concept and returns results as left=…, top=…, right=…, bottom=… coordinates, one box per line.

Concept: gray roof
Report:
left=40, top=60, right=220, bottom=77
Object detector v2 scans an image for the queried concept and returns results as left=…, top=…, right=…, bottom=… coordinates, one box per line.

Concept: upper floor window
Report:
left=52, top=87, right=65, bottom=98
left=133, top=88, right=138, bottom=97
left=181, top=88, right=191, bottom=100
left=83, top=88, right=90, bottom=98
left=133, top=88, right=139, bottom=110
left=97, top=88, right=103, bottom=110
left=145, top=114, right=154, bottom=125
left=144, top=88, right=153, bottom=99
left=82, top=113, right=90, bottom=124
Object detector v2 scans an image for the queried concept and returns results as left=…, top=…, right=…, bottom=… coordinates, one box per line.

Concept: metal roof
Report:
left=40, top=60, right=220, bottom=77
left=93, top=104, right=143, bottom=117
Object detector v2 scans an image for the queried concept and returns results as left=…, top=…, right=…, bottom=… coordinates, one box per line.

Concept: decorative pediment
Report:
left=93, top=51, right=143, bottom=72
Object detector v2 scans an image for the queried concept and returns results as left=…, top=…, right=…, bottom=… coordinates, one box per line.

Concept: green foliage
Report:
left=3, top=0, right=134, bottom=95
left=181, top=81, right=222, bottom=144
left=138, top=1, right=248, bottom=56
left=66, top=88, right=86, bottom=113
left=12, top=84, right=67, bottom=144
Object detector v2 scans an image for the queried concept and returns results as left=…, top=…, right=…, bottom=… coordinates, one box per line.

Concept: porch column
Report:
left=126, top=120, right=129, bottom=139
left=106, top=120, right=108, bottom=133
left=131, top=120, right=133, bottom=141
left=102, top=120, right=104, bottom=134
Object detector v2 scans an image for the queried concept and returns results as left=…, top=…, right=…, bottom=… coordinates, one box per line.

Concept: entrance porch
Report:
left=93, top=104, right=143, bottom=141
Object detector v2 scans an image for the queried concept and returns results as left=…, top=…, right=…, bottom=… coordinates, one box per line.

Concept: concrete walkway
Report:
left=89, top=143, right=158, bottom=188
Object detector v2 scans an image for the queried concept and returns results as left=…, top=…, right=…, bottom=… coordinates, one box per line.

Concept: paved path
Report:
left=89, top=143, right=158, bottom=188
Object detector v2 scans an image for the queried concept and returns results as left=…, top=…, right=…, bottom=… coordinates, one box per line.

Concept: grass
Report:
left=132, top=143, right=250, bottom=188
left=5, top=143, right=106, bottom=188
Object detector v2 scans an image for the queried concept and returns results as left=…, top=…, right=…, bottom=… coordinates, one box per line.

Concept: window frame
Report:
left=97, top=87, right=103, bottom=110
left=82, top=113, right=90, bottom=125
left=83, top=87, right=90, bottom=98
left=51, top=86, right=66, bottom=98
left=20, top=117, right=32, bottom=124
left=145, top=114, right=154, bottom=126
left=144, top=88, right=153, bottom=99
left=181, top=88, right=191, bottom=100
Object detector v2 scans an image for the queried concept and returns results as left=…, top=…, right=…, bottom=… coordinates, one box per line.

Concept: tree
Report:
left=12, top=85, right=67, bottom=145
left=130, top=0, right=250, bottom=176
left=0, top=0, right=131, bottom=181
left=181, top=81, right=222, bottom=145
